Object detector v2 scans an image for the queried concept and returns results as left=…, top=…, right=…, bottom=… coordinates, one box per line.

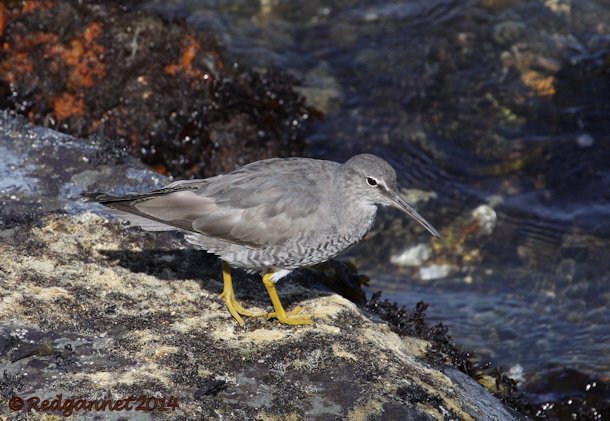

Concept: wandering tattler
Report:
left=85, top=154, right=440, bottom=326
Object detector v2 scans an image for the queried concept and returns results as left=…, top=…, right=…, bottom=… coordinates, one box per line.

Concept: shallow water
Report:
left=141, top=0, right=610, bottom=392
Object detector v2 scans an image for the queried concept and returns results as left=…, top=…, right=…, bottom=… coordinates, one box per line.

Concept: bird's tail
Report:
left=80, top=181, right=207, bottom=233
left=81, top=179, right=204, bottom=204
left=81, top=192, right=128, bottom=203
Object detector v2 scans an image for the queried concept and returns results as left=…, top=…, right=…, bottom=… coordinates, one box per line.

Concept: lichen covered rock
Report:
left=1, top=212, right=521, bottom=420
left=0, top=114, right=522, bottom=419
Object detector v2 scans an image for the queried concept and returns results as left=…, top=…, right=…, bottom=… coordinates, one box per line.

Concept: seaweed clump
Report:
left=366, top=292, right=480, bottom=376
left=0, top=0, right=315, bottom=179
left=366, top=292, right=525, bottom=411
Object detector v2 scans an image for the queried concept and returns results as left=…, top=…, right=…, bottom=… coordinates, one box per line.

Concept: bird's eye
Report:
left=366, top=177, right=378, bottom=186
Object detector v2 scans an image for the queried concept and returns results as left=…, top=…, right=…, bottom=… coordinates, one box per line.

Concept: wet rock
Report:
left=296, top=61, right=343, bottom=115
left=524, top=368, right=610, bottom=420
left=419, top=264, right=453, bottom=281
left=492, top=21, right=527, bottom=46
left=0, top=116, right=524, bottom=419
left=390, top=243, right=433, bottom=267
left=0, top=111, right=166, bottom=230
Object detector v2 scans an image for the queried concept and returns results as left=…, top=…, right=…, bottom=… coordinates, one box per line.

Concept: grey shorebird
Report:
left=85, top=154, right=440, bottom=327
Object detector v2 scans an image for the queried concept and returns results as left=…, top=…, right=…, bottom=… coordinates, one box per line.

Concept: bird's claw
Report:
left=267, top=307, right=313, bottom=325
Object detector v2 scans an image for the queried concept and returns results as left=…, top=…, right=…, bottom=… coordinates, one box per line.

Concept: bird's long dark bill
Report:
left=390, top=195, right=441, bottom=238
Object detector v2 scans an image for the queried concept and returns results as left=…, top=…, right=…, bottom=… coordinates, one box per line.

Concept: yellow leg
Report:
left=262, top=272, right=313, bottom=325
left=220, top=262, right=265, bottom=327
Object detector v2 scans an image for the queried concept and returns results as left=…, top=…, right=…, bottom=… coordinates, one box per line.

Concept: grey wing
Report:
left=99, top=158, right=337, bottom=249
left=88, top=179, right=211, bottom=232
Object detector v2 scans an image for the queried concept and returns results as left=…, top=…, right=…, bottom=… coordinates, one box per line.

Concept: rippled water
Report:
left=141, top=0, right=610, bottom=390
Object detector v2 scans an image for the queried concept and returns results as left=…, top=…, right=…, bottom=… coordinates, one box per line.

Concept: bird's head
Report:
left=343, top=154, right=440, bottom=238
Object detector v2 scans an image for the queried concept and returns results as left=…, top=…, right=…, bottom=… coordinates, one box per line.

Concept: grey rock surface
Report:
left=0, top=114, right=523, bottom=420
left=0, top=111, right=166, bottom=230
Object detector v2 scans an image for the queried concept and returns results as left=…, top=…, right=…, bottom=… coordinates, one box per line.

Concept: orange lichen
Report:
left=0, top=31, right=58, bottom=82
left=52, top=92, right=85, bottom=120
left=164, top=63, right=178, bottom=76
left=0, top=4, right=6, bottom=37
left=1, top=19, right=105, bottom=90
left=164, top=35, right=202, bottom=79
left=180, top=36, right=199, bottom=70
left=54, top=23, right=106, bottom=88
left=68, top=40, right=102, bottom=88
left=152, top=164, right=168, bottom=175
left=22, top=0, right=55, bottom=13
left=0, top=52, right=33, bottom=83
left=83, top=22, right=102, bottom=43
left=24, top=32, right=58, bottom=48
left=521, top=70, right=555, bottom=97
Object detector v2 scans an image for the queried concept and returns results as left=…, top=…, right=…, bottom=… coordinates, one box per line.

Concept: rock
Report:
left=390, top=243, right=433, bottom=267
left=0, top=111, right=166, bottom=230
left=0, top=0, right=312, bottom=179
left=472, top=205, right=497, bottom=236
left=296, top=62, right=343, bottom=116
left=419, top=264, right=453, bottom=281
left=0, top=115, right=523, bottom=419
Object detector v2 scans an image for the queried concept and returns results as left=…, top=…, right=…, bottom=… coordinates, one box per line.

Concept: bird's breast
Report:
left=318, top=202, right=378, bottom=252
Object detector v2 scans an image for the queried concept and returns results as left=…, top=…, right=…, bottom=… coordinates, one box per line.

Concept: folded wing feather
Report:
left=101, top=158, right=337, bottom=250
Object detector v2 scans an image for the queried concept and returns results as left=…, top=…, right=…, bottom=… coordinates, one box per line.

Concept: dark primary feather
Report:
left=81, top=179, right=203, bottom=203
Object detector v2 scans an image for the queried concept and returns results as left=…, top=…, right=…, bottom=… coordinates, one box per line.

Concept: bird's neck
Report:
left=332, top=184, right=378, bottom=240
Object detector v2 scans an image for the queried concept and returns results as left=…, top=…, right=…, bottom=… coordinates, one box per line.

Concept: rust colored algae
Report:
left=52, top=92, right=85, bottom=120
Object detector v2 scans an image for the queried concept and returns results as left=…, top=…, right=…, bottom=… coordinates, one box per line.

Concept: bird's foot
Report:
left=220, top=291, right=266, bottom=316
left=267, top=306, right=313, bottom=325
left=220, top=262, right=265, bottom=328
left=262, top=272, right=313, bottom=326
left=220, top=291, right=266, bottom=328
